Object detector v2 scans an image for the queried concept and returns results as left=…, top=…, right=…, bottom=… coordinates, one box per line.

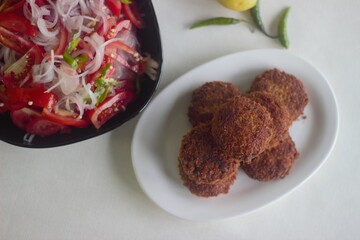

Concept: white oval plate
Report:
left=131, top=49, right=339, bottom=221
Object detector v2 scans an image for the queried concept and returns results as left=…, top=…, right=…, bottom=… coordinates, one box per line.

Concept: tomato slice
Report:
left=105, top=0, right=122, bottom=17
left=3, top=46, right=43, bottom=87
left=25, top=117, right=67, bottom=137
left=10, top=107, right=41, bottom=130
left=5, top=86, right=58, bottom=110
left=0, top=87, right=26, bottom=111
left=10, top=107, right=70, bottom=137
left=1, top=0, right=25, bottom=13
left=88, top=91, right=136, bottom=129
left=54, top=23, right=68, bottom=55
left=0, top=26, right=34, bottom=54
left=123, top=2, right=144, bottom=29
left=107, top=51, right=143, bottom=73
left=42, top=108, right=89, bottom=128
left=104, top=40, right=144, bottom=73
left=97, top=17, right=117, bottom=37
left=105, top=40, right=141, bottom=58
left=0, top=13, right=37, bottom=36
left=106, top=19, right=131, bottom=39
left=34, top=0, right=47, bottom=6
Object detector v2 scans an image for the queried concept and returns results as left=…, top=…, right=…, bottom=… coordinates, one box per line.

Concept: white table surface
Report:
left=1, top=0, right=359, bottom=239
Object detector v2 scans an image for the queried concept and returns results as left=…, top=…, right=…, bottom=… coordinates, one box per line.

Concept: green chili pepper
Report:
left=63, top=51, right=78, bottom=69
left=64, top=52, right=89, bottom=70
left=94, top=82, right=107, bottom=104
left=100, top=63, right=111, bottom=75
left=67, top=36, right=80, bottom=52
left=74, top=54, right=88, bottom=64
left=96, top=77, right=106, bottom=87
left=278, top=7, right=291, bottom=49
left=190, top=17, right=241, bottom=29
left=94, top=64, right=118, bottom=105
left=96, top=86, right=111, bottom=105
left=63, top=35, right=82, bottom=69
left=250, top=0, right=277, bottom=38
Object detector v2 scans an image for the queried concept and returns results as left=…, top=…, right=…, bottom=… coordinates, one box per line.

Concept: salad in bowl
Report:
left=0, top=0, right=162, bottom=147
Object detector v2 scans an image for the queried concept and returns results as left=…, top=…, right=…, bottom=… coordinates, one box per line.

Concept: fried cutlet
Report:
left=178, top=124, right=240, bottom=185
left=211, top=96, right=274, bottom=162
left=246, top=91, right=291, bottom=148
left=250, top=68, right=308, bottom=122
left=179, top=164, right=237, bottom=197
left=241, top=134, right=299, bottom=181
left=187, top=81, right=242, bottom=126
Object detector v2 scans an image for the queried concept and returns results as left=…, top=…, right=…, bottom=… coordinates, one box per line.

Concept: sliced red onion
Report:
left=88, top=0, right=107, bottom=17
left=46, top=69, right=65, bottom=93
left=43, top=2, right=59, bottom=29
left=79, top=0, right=91, bottom=15
left=59, top=74, right=80, bottom=95
left=112, top=61, right=135, bottom=80
left=73, top=94, right=85, bottom=118
left=84, top=33, right=105, bottom=74
left=33, top=50, right=56, bottom=83
left=72, top=49, right=94, bottom=59
left=31, top=32, right=58, bottom=48
left=65, top=15, right=83, bottom=34
left=92, top=32, right=105, bottom=45
left=80, top=76, right=97, bottom=109
left=66, top=15, right=94, bottom=36
left=38, top=5, right=51, bottom=16
left=56, top=0, right=80, bottom=21
left=56, top=94, right=84, bottom=119
left=102, top=37, right=142, bottom=66
left=47, top=63, right=79, bottom=95
left=83, top=15, right=98, bottom=23
left=37, top=18, right=59, bottom=38
left=88, top=0, right=109, bottom=35
left=100, top=37, right=138, bottom=52
left=24, top=0, right=43, bottom=23
left=115, top=28, right=139, bottom=49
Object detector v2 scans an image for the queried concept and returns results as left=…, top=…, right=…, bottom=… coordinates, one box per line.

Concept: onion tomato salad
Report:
left=0, top=0, right=159, bottom=138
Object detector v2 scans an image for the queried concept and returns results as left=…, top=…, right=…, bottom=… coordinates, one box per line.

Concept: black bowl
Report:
left=0, top=0, right=162, bottom=148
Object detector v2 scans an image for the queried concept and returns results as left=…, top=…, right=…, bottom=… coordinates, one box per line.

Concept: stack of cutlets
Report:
left=178, top=68, right=308, bottom=197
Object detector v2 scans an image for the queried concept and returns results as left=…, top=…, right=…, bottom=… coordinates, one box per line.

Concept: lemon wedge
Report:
left=218, top=0, right=257, bottom=11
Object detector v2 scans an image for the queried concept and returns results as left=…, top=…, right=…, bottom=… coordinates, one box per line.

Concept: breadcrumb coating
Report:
left=188, top=81, right=242, bottom=126
left=179, top=124, right=240, bottom=185
left=250, top=68, right=308, bottom=122
left=246, top=91, right=291, bottom=148
left=242, top=134, right=299, bottom=181
left=211, top=96, right=274, bottom=162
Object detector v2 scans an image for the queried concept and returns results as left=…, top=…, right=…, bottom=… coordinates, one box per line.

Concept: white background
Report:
left=1, top=0, right=359, bottom=239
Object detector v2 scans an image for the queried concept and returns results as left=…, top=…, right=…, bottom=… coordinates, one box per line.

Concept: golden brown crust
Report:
left=250, top=68, right=308, bottom=122
left=187, top=81, right=242, bottom=126
left=246, top=91, right=291, bottom=148
left=179, top=163, right=237, bottom=197
left=211, top=96, right=274, bottom=162
left=178, top=124, right=240, bottom=184
left=241, top=134, right=299, bottom=181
